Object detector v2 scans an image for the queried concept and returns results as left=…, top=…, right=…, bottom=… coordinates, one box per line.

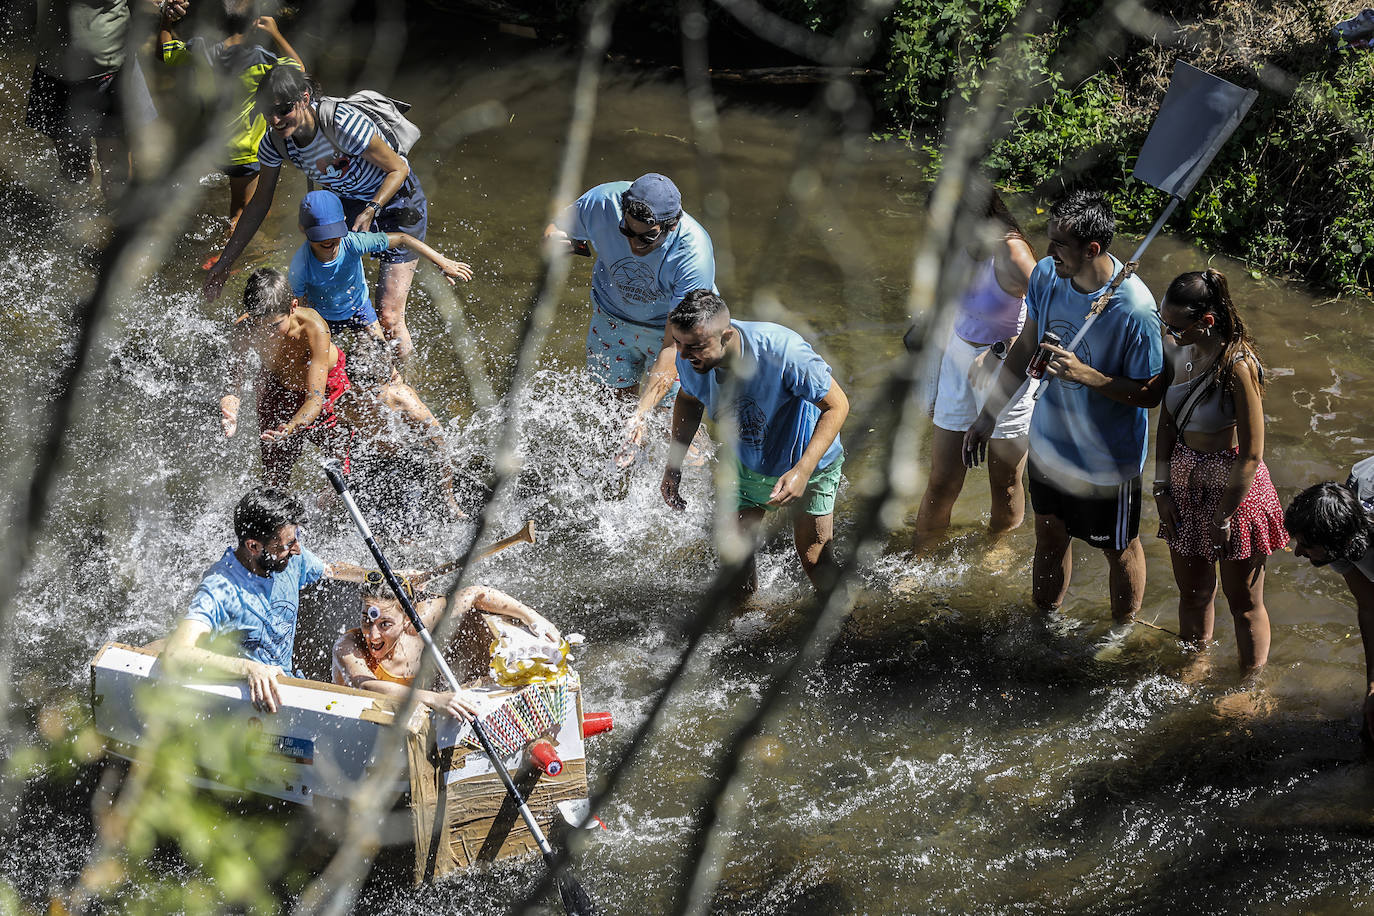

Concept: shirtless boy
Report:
left=220, top=267, right=349, bottom=487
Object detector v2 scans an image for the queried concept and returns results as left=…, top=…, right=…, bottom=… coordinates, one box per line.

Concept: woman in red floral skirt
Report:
left=1152, top=268, right=1286, bottom=673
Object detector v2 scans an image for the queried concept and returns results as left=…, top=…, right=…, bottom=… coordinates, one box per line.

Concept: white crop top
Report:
left=1165, top=353, right=1255, bottom=435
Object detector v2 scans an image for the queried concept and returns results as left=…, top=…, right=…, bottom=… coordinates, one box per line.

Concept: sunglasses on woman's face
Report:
left=270, top=95, right=304, bottom=118
left=1154, top=310, right=1200, bottom=340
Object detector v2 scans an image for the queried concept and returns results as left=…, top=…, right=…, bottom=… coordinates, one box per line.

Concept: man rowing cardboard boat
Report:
left=162, top=487, right=563, bottom=714
left=96, top=486, right=606, bottom=886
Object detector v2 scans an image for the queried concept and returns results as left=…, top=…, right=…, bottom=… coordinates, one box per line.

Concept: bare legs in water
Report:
left=915, top=426, right=1027, bottom=551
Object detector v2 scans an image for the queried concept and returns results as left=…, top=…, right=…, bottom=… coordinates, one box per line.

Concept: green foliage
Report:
left=16, top=690, right=308, bottom=912
left=878, top=0, right=1046, bottom=128
left=875, top=1, right=1374, bottom=290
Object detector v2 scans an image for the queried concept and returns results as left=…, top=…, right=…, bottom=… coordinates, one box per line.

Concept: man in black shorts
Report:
left=966, top=192, right=1164, bottom=632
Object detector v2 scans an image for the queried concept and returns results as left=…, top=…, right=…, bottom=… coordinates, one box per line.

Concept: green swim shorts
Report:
left=736, top=456, right=844, bottom=516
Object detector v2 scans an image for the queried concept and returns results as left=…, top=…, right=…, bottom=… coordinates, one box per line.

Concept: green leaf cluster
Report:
left=872, top=0, right=1374, bottom=290
left=12, top=689, right=307, bottom=913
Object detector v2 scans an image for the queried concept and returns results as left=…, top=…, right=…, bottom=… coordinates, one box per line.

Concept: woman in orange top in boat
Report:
left=331, top=573, right=561, bottom=719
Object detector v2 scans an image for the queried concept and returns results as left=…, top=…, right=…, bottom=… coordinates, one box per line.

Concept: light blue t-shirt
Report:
left=1025, top=254, right=1161, bottom=485
left=184, top=546, right=327, bottom=670
left=288, top=231, right=391, bottom=322
left=677, top=320, right=843, bottom=478
left=559, top=181, right=716, bottom=328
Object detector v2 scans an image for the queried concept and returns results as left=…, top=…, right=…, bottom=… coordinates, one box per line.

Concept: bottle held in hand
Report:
left=1025, top=331, right=1061, bottom=380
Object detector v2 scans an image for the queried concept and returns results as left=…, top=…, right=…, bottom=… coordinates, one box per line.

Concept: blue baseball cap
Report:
left=299, top=190, right=347, bottom=241
left=624, top=173, right=682, bottom=223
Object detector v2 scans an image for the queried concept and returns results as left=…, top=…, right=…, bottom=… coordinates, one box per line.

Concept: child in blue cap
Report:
left=290, top=190, right=472, bottom=345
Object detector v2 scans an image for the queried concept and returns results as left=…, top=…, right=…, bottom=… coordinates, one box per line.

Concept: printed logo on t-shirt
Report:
left=737, top=397, right=767, bottom=451
left=608, top=258, right=663, bottom=306
left=1043, top=318, right=1089, bottom=390
left=253, top=599, right=296, bottom=663
left=314, top=152, right=352, bottom=182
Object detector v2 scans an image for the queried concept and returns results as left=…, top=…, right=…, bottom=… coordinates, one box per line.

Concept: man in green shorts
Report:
left=660, top=290, right=849, bottom=593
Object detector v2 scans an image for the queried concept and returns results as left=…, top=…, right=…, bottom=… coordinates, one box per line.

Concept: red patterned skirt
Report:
left=1159, top=442, right=1288, bottom=561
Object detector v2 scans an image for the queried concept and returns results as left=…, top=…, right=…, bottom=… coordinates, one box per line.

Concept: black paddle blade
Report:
left=558, top=874, right=599, bottom=916
left=543, top=850, right=598, bottom=916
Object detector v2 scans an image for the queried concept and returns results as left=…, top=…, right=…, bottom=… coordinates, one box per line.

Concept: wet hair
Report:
left=346, top=336, right=395, bottom=390
left=669, top=289, right=730, bottom=331
left=1049, top=189, right=1115, bottom=250
left=254, top=64, right=320, bottom=117
left=242, top=267, right=292, bottom=319
left=1285, top=482, right=1374, bottom=563
left=620, top=194, right=681, bottom=232
left=223, top=0, right=256, bottom=35
left=1164, top=268, right=1266, bottom=394
left=233, top=487, right=304, bottom=545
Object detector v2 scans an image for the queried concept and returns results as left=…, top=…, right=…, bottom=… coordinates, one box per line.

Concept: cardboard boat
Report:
left=89, top=625, right=601, bottom=881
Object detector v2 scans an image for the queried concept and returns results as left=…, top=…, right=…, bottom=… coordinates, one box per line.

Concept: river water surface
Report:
left=2, top=24, right=1373, bottom=916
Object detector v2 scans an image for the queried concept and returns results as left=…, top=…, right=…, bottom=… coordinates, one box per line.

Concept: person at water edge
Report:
left=164, top=487, right=370, bottom=713
left=26, top=0, right=157, bottom=197
left=543, top=173, right=716, bottom=458
left=1285, top=480, right=1374, bottom=738
left=220, top=267, right=350, bottom=488
left=332, top=578, right=561, bottom=719
left=333, top=336, right=465, bottom=534
left=914, top=182, right=1037, bottom=549
left=158, top=0, right=306, bottom=239
left=1152, top=269, right=1286, bottom=673
left=203, top=65, right=431, bottom=359
left=292, top=189, right=471, bottom=345
left=965, top=190, right=1163, bottom=630
left=659, top=290, right=848, bottom=593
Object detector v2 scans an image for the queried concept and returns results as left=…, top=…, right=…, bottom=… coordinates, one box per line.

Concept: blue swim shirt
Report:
left=676, top=320, right=843, bottom=478
left=558, top=181, right=716, bottom=328
left=289, top=231, right=391, bottom=322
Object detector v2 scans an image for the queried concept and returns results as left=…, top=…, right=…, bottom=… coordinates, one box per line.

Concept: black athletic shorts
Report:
left=1028, top=458, right=1141, bottom=551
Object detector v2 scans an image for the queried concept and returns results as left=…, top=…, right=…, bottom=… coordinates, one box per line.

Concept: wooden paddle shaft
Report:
left=412, top=520, right=538, bottom=587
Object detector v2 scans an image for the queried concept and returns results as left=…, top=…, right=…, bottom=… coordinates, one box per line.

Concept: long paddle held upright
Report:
left=320, top=460, right=598, bottom=916
left=997, top=61, right=1258, bottom=415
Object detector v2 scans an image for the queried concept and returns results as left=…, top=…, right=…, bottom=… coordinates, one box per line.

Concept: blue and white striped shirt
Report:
left=257, top=102, right=399, bottom=201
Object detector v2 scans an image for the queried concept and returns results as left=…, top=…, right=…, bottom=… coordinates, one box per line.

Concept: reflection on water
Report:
left=2, top=26, right=1374, bottom=916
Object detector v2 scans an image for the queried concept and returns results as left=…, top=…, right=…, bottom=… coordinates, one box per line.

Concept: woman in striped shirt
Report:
left=204, top=66, right=434, bottom=359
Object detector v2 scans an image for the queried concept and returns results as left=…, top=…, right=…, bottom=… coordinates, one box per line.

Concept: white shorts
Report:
left=930, top=331, right=1033, bottom=439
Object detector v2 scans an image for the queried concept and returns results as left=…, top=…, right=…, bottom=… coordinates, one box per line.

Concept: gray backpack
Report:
left=317, top=91, right=421, bottom=155
left=1348, top=455, right=1374, bottom=511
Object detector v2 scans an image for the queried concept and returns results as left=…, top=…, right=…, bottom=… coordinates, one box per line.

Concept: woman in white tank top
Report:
left=913, top=184, right=1037, bottom=551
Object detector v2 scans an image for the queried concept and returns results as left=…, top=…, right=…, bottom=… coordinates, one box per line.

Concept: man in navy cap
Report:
left=544, top=173, right=717, bottom=460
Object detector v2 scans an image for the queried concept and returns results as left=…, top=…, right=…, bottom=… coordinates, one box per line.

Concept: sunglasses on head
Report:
left=363, top=569, right=414, bottom=600
left=619, top=220, right=664, bottom=244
